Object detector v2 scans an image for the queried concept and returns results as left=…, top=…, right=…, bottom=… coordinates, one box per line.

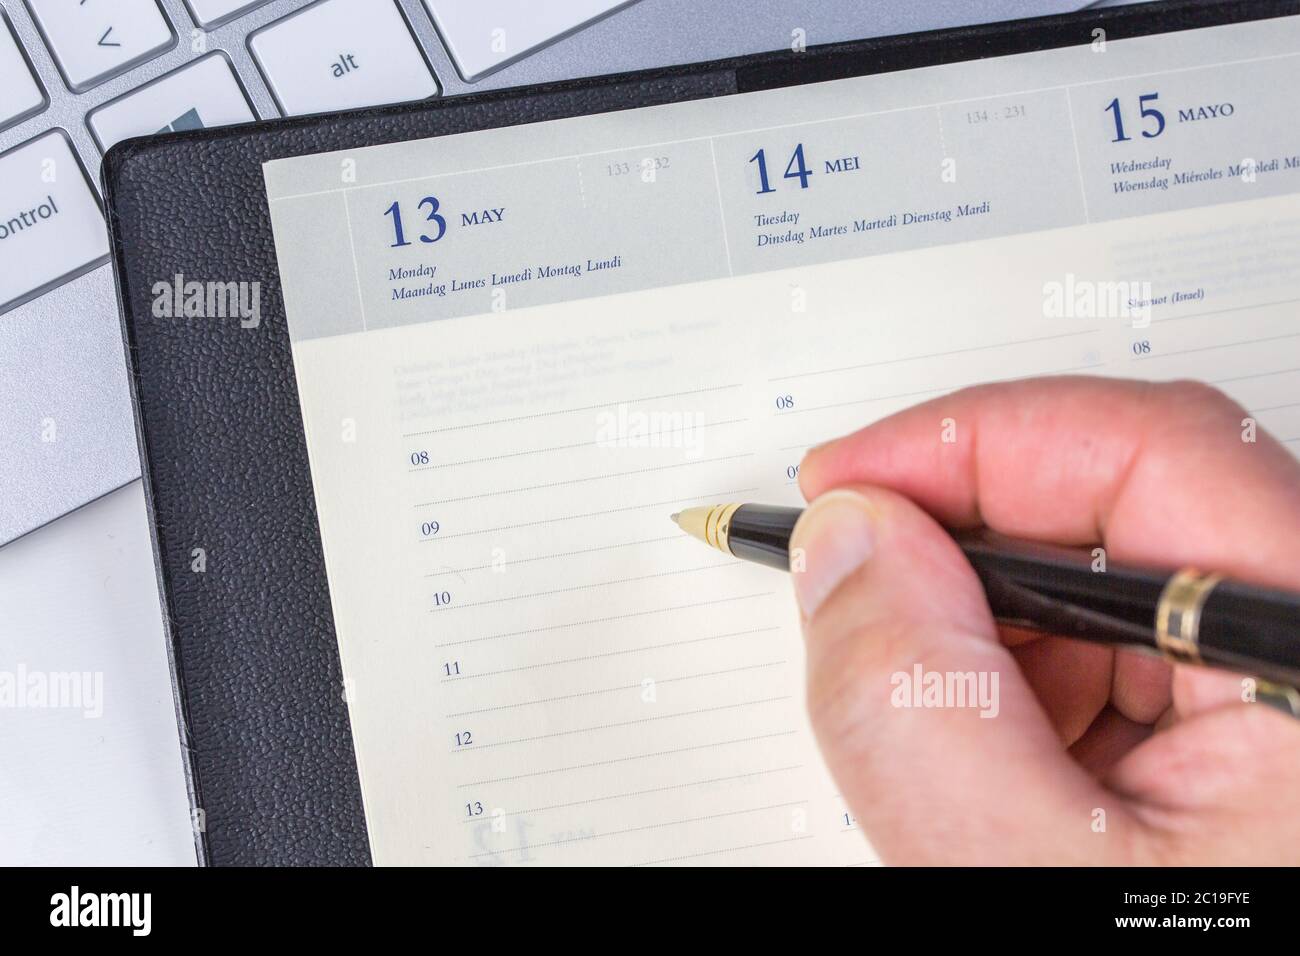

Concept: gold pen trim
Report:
left=707, top=503, right=741, bottom=553
left=674, top=503, right=741, bottom=555
left=1255, top=679, right=1300, bottom=718
left=1155, top=569, right=1223, bottom=665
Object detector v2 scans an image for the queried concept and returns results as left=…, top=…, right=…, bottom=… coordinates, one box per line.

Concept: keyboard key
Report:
left=0, top=11, right=46, bottom=130
left=0, top=131, right=109, bottom=313
left=88, top=53, right=255, bottom=152
left=27, top=0, right=175, bottom=92
left=424, top=0, right=633, bottom=81
left=184, top=0, right=270, bottom=29
left=250, top=0, right=437, bottom=117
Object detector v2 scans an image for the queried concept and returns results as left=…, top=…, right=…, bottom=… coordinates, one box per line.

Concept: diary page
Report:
left=265, top=16, right=1300, bottom=864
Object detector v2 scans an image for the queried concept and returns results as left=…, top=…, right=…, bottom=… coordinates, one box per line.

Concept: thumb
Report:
left=791, top=487, right=1133, bottom=864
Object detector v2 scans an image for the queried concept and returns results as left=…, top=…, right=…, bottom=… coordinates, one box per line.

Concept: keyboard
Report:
left=0, top=0, right=1107, bottom=546
left=0, top=0, right=637, bottom=317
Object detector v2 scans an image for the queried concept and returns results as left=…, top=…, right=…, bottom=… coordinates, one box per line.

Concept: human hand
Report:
left=791, top=377, right=1300, bottom=864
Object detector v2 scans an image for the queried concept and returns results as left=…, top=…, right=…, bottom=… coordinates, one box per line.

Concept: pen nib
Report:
left=670, top=512, right=681, bottom=525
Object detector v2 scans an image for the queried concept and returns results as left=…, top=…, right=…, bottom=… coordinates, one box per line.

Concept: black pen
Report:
left=671, top=503, right=1300, bottom=705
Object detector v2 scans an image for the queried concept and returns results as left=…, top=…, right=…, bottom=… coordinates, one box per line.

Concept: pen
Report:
left=671, top=503, right=1300, bottom=703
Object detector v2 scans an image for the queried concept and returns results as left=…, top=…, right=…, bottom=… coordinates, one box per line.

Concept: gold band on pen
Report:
left=1255, top=680, right=1300, bottom=718
left=1155, top=569, right=1223, bottom=664
left=705, top=503, right=742, bottom=554
left=674, top=503, right=743, bottom=556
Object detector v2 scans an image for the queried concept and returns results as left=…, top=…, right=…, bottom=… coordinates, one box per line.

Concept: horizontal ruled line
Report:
left=429, top=563, right=735, bottom=611
left=457, top=730, right=797, bottom=787
left=465, top=800, right=808, bottom=860
left=411, top=438, right=593, bottom=470
left=414, top=453, right=754, bottom=507
left=452, top=696, right=789, bottom=752
left=425, top=487, right=759, bottom=540
left=774, top=362, right=1105, bottom=417
left=1152, top=295, right=1300, bottom=325
left=401, top=384, right=742, bottom=437
left=408, top=419, right=747, bottom=472
left=630, top=834, right=814, bottom=867
left=769, top=328, right=1099, bottom=383
left=1133, top=329, right=1300, bottom=362
left=459, top=764, right=802, bottom=820
left=777, top=384, right=950, bottom=417
left=1251, top=401, right=1300, bottom=414
left=444, top=661, right=787, bottom=716
left=439, top=627, right=781, bottom=681
left=425, top=536, right=683, bottom=575
left=433, top=592, right=774, bottom=648
left=1211, top=365, right=1300, bottom=386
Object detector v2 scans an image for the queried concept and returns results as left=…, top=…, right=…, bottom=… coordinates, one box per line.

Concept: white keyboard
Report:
left=87, top=53, right=255, bottom=151
left=26, top=0, right=176, bottom=92
left=425, top=0, right=632, bottom=81
left=0, top=9, right=44, bottom=128
left=0, top=130, right=108, bottom=312
left=185, top=0, right=270, bottom=29
left=0, top=0, right=644, bottom=316
left=249, top=0, right=438, bottom=116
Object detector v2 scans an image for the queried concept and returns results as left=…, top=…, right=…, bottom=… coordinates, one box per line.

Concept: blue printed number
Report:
left=783, top=143, right=812, bottom=189
left=1104, top=93, right=1165, bottom=143
left=385, top=197, right=447, bottom=247
left=750, top=149, right=776, bottom=194
left=749, top=144, right=813, bottom=195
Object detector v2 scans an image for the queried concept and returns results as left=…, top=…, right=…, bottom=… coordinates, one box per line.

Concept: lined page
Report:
left=285, top=196, right=1299, bottom=864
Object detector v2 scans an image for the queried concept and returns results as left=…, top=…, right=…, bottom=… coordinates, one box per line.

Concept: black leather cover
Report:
left=101, top=0, right=1285, bottom=866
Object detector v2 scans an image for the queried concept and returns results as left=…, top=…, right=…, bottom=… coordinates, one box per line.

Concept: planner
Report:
left=261, top=14, right=1300, bottom=865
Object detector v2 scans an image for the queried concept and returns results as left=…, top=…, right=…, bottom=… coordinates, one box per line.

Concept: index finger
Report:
left=798, top=376, right=1300, bottom=590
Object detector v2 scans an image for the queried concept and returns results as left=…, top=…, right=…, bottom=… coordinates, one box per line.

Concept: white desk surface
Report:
left=0, top=480, right=196, bottom=866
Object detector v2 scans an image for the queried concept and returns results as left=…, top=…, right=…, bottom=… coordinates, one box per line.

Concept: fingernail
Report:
left=789, top=489, right=876, bottom=617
